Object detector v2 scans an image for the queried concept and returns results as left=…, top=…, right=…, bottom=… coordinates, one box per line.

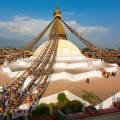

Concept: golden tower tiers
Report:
left=49, top=7, right=67, bottom=40
left=54, top=6, right=61, bottom=18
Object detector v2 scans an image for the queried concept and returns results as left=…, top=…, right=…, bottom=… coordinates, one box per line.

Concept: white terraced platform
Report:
left=2, top=39, right=117, bottom=81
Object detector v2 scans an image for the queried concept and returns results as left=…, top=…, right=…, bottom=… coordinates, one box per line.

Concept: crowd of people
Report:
left=103, top=71, right=117, bottom=78
left=101, top=69, right=117, bottom=78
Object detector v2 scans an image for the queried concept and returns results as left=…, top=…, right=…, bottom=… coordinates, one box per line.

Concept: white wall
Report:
left=48, top=71, right=102, bottom=81
left=95, top=91, right=120, bottom=109
left=19, top=90, right=89, bottom=110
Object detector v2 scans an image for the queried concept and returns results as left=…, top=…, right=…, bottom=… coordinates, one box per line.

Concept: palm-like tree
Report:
left=82, top=91, right=100, bottom=106
left=57, top=93, right=70, bottom=108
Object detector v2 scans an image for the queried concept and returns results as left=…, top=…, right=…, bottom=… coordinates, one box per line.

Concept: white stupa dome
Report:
left=34, top=39, right=86, bottom=60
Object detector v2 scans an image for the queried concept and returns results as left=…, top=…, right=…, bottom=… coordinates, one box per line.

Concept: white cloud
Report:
left=0, top=16, right=109, bottom=40
left=0, top=16, right=49, bottom=37
left=67, top=20, right=109, bottom=33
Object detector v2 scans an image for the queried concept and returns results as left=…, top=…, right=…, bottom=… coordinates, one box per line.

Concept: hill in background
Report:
left=0, top=37, right=27, bottom=48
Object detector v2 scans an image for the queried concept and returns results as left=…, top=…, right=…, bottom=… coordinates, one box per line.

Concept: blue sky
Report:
left=0, top=0, right=120, bottom=48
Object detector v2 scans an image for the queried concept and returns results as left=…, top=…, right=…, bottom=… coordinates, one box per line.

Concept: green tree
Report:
left=57, top=93, right=70, bottom=108
left=82, top=91, right=100, bottom=106
left=69, top=100, right=83, bottom=113
left=49, top=103, right=59, bottom=115
left=32, top=103, right=50, bottom=116
left=61, top=100, right=83, bottom=114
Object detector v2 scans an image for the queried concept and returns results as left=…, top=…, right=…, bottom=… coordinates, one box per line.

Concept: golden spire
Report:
left=49, top=7, right=67, bottom=40
left=54, top=6, right=61, bottom=18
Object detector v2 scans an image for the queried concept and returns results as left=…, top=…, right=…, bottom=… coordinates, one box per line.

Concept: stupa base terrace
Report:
left=1, top=39, right=118, bottom=81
